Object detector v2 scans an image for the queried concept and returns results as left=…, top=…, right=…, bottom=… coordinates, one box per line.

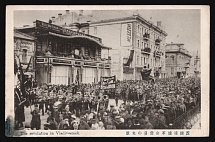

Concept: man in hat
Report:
left=79, top=116, right=90, bottom=130
left=114, top=89, right=120, bottom=107
left=30, top=104, right=41, bottom=130
left=157, top=109, right=168, bottom=129
left=44, top=117, right=58, bottom=130
left=53, top=105, right=60, bottom=124
left=144, top=117, right=153, bottom=129
left=114, top=115, right=125, bottom=129
left=38, top=96, right=45, bottom=116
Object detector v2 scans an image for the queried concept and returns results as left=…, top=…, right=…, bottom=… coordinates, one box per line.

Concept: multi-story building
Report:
left=14, top=29, right=35, bottom=79
left=47, top=10, right=168, bottom=80
left=165, top=43, right=192, bottom=78
left=15, top=20, right=111, bottom=86
left=88, top=12, right=168, bottom=80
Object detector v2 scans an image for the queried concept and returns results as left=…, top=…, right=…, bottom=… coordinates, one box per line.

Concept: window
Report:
left=142, top=28, right=144, bottom=35
left=137, top=56, right=139, bottom=65
left=141, top=57, right=143, bottom=65
left=144, top=43, right=146, bottom=48
left=171, top=56, right=175, bottom=64
left=144, top=57, right=146, bottom=65
left=138, top=25, right=139, bottom=33
left=145, top=29, right=146, bottom=34
left=22, top=49, right=27, bottom=63
left=151, top=59, right=152, bottom=66
left=142, top=42, right=143, bottom=49
left=137, top=40, right=140, bottom=48
left=94, top=27, right=97, bottom=35
left=171, top=68, right=174, bottom=75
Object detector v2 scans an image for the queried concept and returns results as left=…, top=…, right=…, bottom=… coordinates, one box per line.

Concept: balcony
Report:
left=155, top=38, right=162, bottom=45
left=184, top=63, right=190, bottom=68
left=154, top=50, right=162, bottom=57
left=141, top=47, right=151, bottom=54
left=143, top=33, right=150, bottom=40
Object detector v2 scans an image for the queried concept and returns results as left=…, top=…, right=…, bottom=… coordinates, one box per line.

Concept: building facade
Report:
left=14, top=30, right=35, bottom=78
left=88, top=12, right=168, bottom=80
left=16, top=20, right=111, bottom=86
left=165, top=43, right=192, bottom=78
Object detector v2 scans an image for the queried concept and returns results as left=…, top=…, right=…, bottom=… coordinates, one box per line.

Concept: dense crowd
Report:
left=17, top=77, right=201, bottom=130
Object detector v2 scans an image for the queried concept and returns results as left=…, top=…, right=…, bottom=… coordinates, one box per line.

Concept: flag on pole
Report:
left=25, top=56, right=32, bottom=73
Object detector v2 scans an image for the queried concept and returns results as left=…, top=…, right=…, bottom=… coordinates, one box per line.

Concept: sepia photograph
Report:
left=5, top=5, right=209, bottom=137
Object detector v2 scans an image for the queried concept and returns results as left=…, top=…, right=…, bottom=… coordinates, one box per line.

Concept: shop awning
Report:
left=48, top=32, right=112, bottom=50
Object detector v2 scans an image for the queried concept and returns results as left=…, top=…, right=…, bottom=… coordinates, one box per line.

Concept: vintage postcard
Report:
left=5, top=5, right=209, bottom=137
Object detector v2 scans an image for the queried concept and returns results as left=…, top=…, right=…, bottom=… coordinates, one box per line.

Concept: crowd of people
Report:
left=16, top=76, right=201, bottom=130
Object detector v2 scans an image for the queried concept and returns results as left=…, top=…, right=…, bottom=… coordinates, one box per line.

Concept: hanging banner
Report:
left=121, top=23, right=133, bottom=46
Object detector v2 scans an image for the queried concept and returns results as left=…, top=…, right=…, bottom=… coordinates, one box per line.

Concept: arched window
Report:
left=22, top=49, right=27, bottom=63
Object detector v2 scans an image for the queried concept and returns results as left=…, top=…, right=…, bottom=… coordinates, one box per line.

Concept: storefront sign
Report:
left=36, top=58, right=45, bottom=63
left=121, top=23, right=133, bottom=47
left=123, top=66, right=134, bottom=74
left=74, top=61, right=81, bottom=66
left=36, top=20, right=102, bottom=43
left=105, top=64, right=110, bottom=68
left=52, top=59, right=71, bottom=64
left=83, top=62, right=97, bottom=67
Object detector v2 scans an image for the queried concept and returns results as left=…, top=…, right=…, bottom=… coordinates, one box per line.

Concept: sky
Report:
left=14, top=9, right=200, bottom=56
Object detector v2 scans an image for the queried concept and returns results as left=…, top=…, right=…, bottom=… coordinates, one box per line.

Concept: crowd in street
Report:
left=17, top=76, right=200, bottom=130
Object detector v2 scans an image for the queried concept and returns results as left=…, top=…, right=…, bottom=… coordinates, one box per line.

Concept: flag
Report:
left=14, top=55, right=26, bottom=106
left=25, top=56, right=32, bottom=73
left=75, top=70, right=79, bottom=86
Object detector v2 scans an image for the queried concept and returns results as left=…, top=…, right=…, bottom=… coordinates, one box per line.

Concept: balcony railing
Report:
left=141, top=47, right=151, bottom=54
left=154, top=50, right=162, bottom=57
left=143, top=33, right=150, bottom=40
left=155, top=38, right=161, bottom=45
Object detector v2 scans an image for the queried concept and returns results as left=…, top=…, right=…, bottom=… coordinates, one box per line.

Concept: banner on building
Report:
left=100, top=76, right=116, bottom=89
left=121, top=23, right=132, bottom=46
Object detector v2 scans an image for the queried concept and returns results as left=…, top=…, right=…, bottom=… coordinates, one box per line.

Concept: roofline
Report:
left=91, top=15, right=168, bottom=36
left=165, top=50, right=192, bottom=58
left=14, top=26, right=35, bottom=30
left=14, top=29, right=35, bottom=40
left=48, top=32, right=112, bottom=49
left=166, top=43, right=185, bottom=46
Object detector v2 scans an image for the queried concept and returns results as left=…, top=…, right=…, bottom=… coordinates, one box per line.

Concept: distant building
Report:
left=165, top=43, right=192, bottom=78
left=14, top=29, right=35, bottom=79
left=15, top=20, right=111, bottom=86
left=194, top=51, right=201, bottom=77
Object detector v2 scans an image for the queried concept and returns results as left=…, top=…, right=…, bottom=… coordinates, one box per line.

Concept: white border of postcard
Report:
left=6, top=5, right=210, bottom=137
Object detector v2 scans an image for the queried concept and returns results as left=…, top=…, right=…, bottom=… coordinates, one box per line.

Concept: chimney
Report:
left=23, top=25, right=30, bottom=27
left=157, top=21, right=161, bottom=28
left=33, top=21, right=36, bottom=27
left=51, top=16, right=55, bottom=23
left=66, top=10, right=70, bottom=14
left=58, top=13, right=62, bottom=18
left=133, top=11, right=139, bottom=16
left=58, top=13, right=62, bottom=21
left=79, top=10, right=83, bottom=16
